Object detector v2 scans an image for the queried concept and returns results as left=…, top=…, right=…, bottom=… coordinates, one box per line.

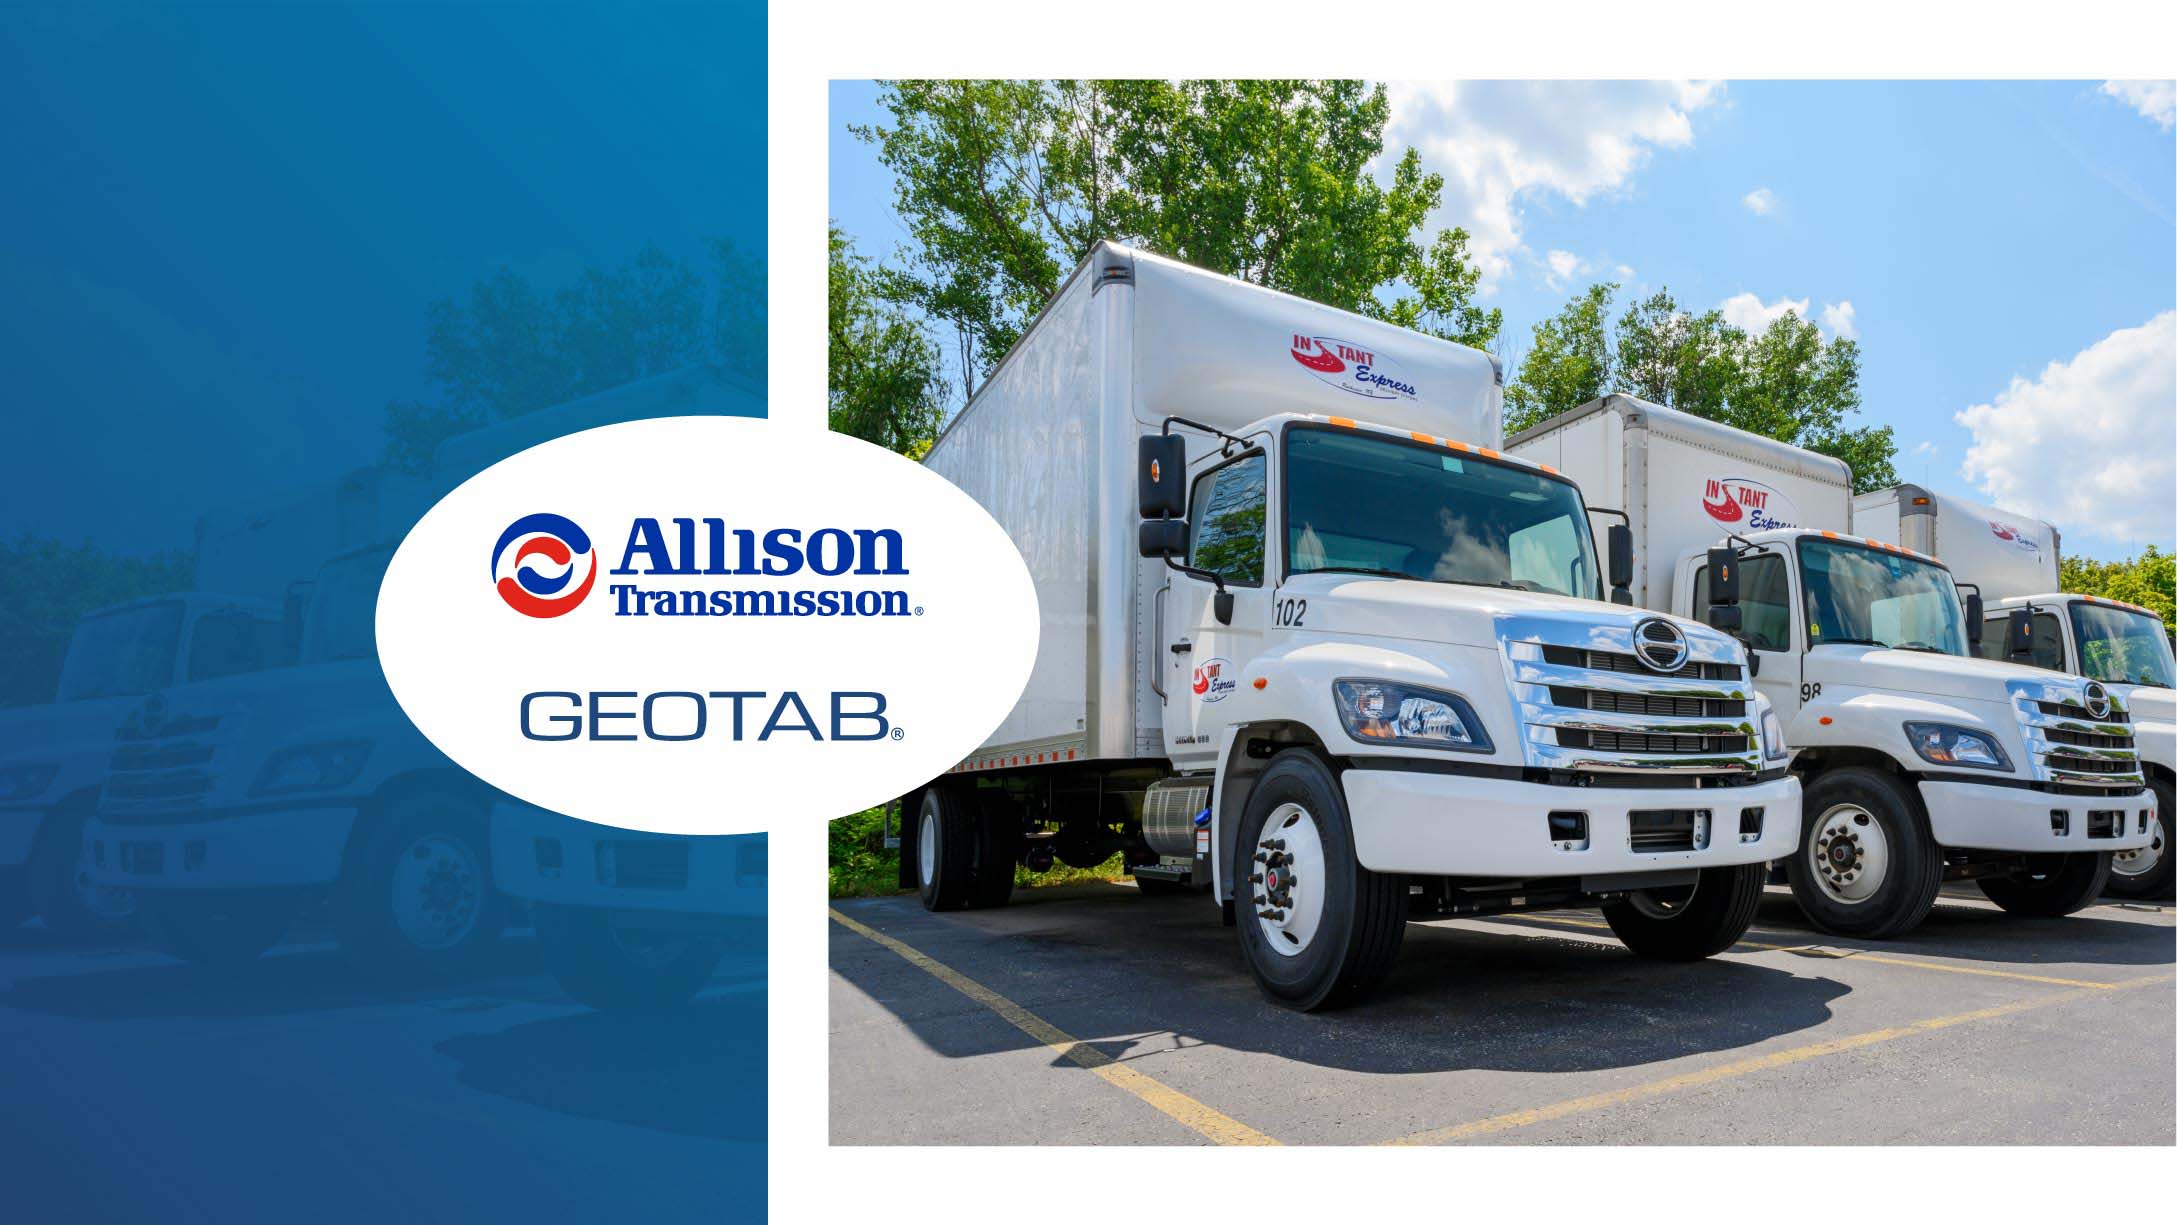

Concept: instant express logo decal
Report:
left=1700, top=476, right=1802, bottom=531
left=1191, top=657, right=1236, bottom=703
left=377, top=417, right=1038, bottom=836
left=492, top=513, right=597, bottom=618
left=1988, top=519, right=2041, bottom=554
left=1289, top=334, right=1418, bottom=401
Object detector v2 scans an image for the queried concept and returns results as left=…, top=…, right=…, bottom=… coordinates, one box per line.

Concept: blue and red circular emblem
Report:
left=491, top=513, right=596, bottom=618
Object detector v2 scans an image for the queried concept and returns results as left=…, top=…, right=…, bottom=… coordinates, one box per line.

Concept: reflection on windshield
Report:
left=1284, top=426, right=1600, bottom=599
left=304, top=551, right=392, bottom=663
left=56, top=601, right=184, bottom=702
left=1799, top=539, right=1968, bottom=655
left=2071, top=602, right=2174, bottom=688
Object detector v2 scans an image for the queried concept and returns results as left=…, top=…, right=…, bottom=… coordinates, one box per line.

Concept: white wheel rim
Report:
left=2112, top=813, right=2165, bottom=879
left=918, top=808, right=937, bottom=885
left=1629, top=876, right=1701, bottom=920
left=1252, top=803, right=1326, bottom=958
left=1810, top=803, right=1888, bottom=905
left=390, top=833, right=484, bottom=951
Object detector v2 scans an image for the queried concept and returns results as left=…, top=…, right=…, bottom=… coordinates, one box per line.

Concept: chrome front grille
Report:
left=1505, top=616, right=1762, bottom=778
left=2011, top=679, right=2142, bottom=790
left=101, top=711, right=226, bottom=822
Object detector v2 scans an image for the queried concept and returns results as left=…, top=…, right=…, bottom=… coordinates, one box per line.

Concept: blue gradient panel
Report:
left=0, top=4, right=768, bottom=1221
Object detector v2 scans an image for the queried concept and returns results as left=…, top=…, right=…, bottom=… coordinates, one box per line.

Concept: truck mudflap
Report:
left=82, top=807, right=356, bottom=890
left=1918, top=780, right=2155, bottom=855
left=1341, top=770, right=1801, bottom=877
left=489, top=801, right=767, bottom=918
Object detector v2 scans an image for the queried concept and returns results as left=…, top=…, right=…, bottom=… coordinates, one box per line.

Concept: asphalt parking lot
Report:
left=829, top=883, right=2176, bottom=1145
left=0, top=921, right=765, bottom=1224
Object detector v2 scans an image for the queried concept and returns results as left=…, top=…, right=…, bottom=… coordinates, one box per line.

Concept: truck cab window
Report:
left=1187, top=453, right=1266, bottom=586
left=1797, top=538, right=1968, bottom=655
left=1691, top=554, right=1791, bottom=652
left=1975, top=612, right=2064, bottom=671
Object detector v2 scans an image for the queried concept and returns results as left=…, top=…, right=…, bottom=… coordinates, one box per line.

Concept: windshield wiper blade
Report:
left=1815, top=637, right=1887, bottom=647
left=1304, top=566, right=1432, bottom=583
left=1892, top=642, right=1951, bottom=654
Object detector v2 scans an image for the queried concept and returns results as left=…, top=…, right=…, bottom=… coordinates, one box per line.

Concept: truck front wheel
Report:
left=1601, top=863, right=1764, bottom=959
left=2103, top=780, right=2173, bottom=900
left=915, top=787, right=975, bottom=911
left=1786, top=767, right=1943, bottom=939
left=1978, top=852, right=2111, bottom=917
left=330, top=795, right=506, bottom=975
left=1233, top=751, right=1405, bottom=1011
left=533, top=904, right=726, bottom=1010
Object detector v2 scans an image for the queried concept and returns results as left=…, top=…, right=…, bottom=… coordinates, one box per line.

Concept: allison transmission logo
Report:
left=376, top=417, right=1038, bottom=837
left=492, top=513, right=597, bottom=618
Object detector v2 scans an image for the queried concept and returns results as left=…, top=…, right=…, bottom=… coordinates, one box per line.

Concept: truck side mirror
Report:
left=1139, top=434, right=1187, bottom=518
left=2004, top=608, right=2034, bottom=663
left=1606, top=523, right=1633, bottom=606
left=1703, top=548, right=1743, bottom=634
left=1138, top=519, right=1188, bottom=560
left=1963, top=592, right=1984, bottom=649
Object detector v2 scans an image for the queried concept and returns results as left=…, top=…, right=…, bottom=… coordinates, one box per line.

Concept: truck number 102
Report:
left=1274, top=597, right=1307, bottom=628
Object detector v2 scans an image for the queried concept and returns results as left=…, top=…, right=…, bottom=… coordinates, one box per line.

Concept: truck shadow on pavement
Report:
left=1746, top=895, right=2177, bottom=968
left=832, top=887, right=1852, bottom=1078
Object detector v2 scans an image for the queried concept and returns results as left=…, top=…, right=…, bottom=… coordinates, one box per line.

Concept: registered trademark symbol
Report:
left=891, top=728, right=905, bottom=740
left=914, top=605, right=924, bottom=616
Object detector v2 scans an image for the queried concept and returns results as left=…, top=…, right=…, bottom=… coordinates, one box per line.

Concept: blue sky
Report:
left=829, top=79, right=2175, bottom=561
left=0, top=2, right=764, bottom=556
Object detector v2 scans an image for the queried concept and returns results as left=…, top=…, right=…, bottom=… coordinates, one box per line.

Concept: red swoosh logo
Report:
left=497, top=553, right=596, bottom=617
left=1702, top=492, right=1743, bottom=523
left=1292, top=343, right=1344, bottom=373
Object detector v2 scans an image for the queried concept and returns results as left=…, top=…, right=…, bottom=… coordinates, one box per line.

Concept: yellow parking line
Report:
left=1385, top=971, right=2174, bottom=1145
left=1500, top=913, right=2125, bottom=990
left=829, top=907, right=1280, bottom=1146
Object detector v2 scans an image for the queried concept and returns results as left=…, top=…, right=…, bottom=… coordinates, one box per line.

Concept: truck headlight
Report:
left=1761, top=706, right=1789, bottom=762
left=250, top=741, right=373, bottom=796
left=0, top=763, right=59, bottom=803
left=1902, top=722, right=2011, bottom=772
left=1333, top=680, right=1491, bottom=753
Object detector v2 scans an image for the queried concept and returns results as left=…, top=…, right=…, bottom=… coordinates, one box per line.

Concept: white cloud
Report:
left=2101, top=80, right=2176, bottom=130
left=1384, top=81, right=1723, bottom=287
left=1820, top=300, right=1859, bottom=341
left=1956, top=311, right=2177, bottom=545
left=1543, top=249, right=1586, bottom=290
left=1719, top=291, right=1810, bottom=333
left=1911, top=440, right=1938, bottom=457
left=1741, top=187, right=1778, bottom=215
left=1613, top=264, right=1636, bottom=281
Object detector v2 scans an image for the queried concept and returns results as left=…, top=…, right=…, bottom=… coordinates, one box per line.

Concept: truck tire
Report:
left=2103, top=779, right=2173, bottom=900
left=25, top=808, right=135, bottom=943
left=915, top=787, right=975, bottom=911
left=329, top=794, right=506, bottom=975
left=533, top=903, right=726, bottom=1010
left=1786, top=767, right=1943, bottom=939
left=1601, top=863, right=1765, bottom=960
left=1978, top=852, right=2112, bottom=917
left=1233, top=751, right=1405, bottom=1011
left=138, top=890, right=297, bottom=967
left=968, top=800, right=1019, bottom=910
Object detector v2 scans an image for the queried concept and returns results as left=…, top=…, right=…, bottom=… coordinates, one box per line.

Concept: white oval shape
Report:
left=375, top=417, right=1038, bottom=834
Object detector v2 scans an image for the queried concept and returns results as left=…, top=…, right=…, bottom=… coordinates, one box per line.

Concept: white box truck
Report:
left=1509, top=396, right=2157, bottom=937
left=900, top=244, right=1802, bottom=1011
left=1855, top=485, right=2173, bottom=897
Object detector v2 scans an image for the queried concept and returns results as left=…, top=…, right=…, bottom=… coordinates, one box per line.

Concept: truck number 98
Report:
left=1800, top=682, right=1821, bottom=702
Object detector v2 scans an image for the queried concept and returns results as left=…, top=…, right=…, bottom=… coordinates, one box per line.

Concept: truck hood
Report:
left=1808, top=644, right=2095, bottom=706
left=1277, top=574, right=1732, bottom=656
left=2116, top=683, right=2173, bottom=726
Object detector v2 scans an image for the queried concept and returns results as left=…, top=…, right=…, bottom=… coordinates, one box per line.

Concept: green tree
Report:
left=1511, top=284, right=1896, bottom=493
left=854, top=79, right=1500, bottom=402
left=830, top=225, right=948, bottom=456
left=0, top=534, right=193, bottom=707
left=2062, top=546, right=2176, bottom=626
left=383, top=242, right=763, bottom=471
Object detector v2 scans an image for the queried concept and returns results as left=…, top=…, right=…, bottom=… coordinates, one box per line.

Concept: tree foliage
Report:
left=383, top=242, right=765, bottom=471
left=830, top=226, right=948, bottom=456
left=0, top=534, right=193, bottom=707
left=2061, top=546, right=2175, bottom=626
left=853, top=79, right=1500, bottom=403
left=1507, top=286, right=1895, bottom=493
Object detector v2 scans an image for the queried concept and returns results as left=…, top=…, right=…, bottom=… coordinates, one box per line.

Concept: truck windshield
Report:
left=1798, top=538, right=1968, bottom=655
left=2069, top=602, right=2174, bottom=688
left=302, top=549, right=392, bottom=663
left=1284, top=425, right=1600, bottom=598
left=55, top=600, right=184, bottom=702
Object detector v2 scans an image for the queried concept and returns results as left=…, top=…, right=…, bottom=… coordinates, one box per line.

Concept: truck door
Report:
left=1163, top=449, right=1271, bottom=770
left=1692, top=551, right=1801, bottom=725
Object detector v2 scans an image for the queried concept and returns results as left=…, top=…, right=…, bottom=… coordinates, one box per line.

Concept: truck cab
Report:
left=1973, top=591, right=2174, bottom=896
left=1, top=592, right=283, bottom=939
left=1668, top=529, right=2157, bottom=932
left=84, top=545, right=505, bottom=969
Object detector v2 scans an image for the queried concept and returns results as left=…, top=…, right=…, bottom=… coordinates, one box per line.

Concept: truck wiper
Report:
left=1814, top=637, right=1887, bottom=648
left=1892, top=642, right=1951, bottom=654
left=1303, top=565, right=1433, bottom=583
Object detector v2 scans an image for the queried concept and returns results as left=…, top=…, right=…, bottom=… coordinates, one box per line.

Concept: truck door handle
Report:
left=1170, top=640, right=1192, bottom=655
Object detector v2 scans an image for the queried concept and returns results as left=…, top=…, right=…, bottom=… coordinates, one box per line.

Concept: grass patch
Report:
left=829, top=805, right=1131, bottom=899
